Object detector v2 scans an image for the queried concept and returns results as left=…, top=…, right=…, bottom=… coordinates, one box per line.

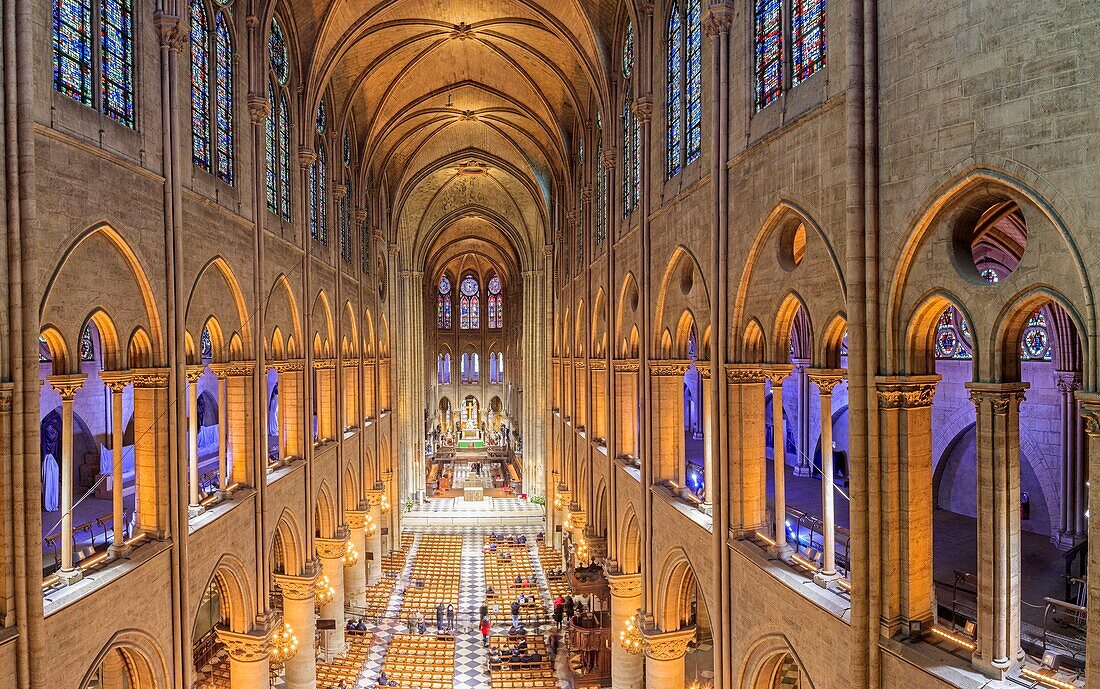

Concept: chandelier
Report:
left=269, top=622, right=299, bottom=665
left=315, top=575, right=335, bottom=606
left=574, top=534, right=590, bottom=566
left=553, top=485, right=569, bottom=511
left=365, top=513, right=378, bottom=537
left=618, top=611, right=645, bottom=656
left=380, top=494, right=391, bottom=514
left=343, top=540, right=360, bottom=567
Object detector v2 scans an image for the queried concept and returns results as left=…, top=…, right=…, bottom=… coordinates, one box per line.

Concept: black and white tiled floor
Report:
left=412, top=497, right=543, bottom=513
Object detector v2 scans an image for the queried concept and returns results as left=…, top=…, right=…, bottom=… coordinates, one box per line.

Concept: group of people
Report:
left=552, top=594, right=583, bottom=628
left=407, top=602, right=457, bottom=635
left=487, top=636, right=544, bottom=668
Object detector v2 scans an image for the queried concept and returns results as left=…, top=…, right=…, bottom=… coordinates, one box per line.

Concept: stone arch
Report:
left=342, top=300, right=359, bottom=358
left=315, top=480, right=337, bottom=538
left=616, top=272, right=641, bottom=356
left=592, top=287, right=608, bottom=357
left=270, top=507, right=305, bottom=577
left=78, top=629, right=169, bottom=689
left=128, top=326, right=155, bottom=369
left=312, top=290, right=336, bottom=358
left=266, top=274, right=302, bottom=357
left=618, top=504, right=641, bottom=575
left=364, top=308, right=376, bottom=357
left=574, top=299, right=587, bottom=356
left=742, top=318, right=767, bottom=365
left=344, top=463, right=361, bottom=508
left=991, top=285, right=1088, bottom=383
left=378, top=314, right=390, bottom=356
left=771, top=292, right=813, bottom=364
left=186, top=257, right=253, bottom=359
left=194, top=554, right=255, bottom=635
left=653, top=247, right=710, bottom=351
left=592, top=479, right=608, bottom=537
left=39, top=325, right=70, bottom=376
left=903, top=291, right=978, bottom=376
left=270, top=326, right=287, bottom=361
left=653, top=548, right=707, bottom=632
left=737, top=634, right=817, bottom=689
left=40, top=222, right=165, bottom=371
left=819, top=312, right=847, bottom=369
left=80, top=309, right=122, bottom=372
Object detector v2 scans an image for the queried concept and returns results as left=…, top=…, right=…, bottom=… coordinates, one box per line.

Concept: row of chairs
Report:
left=484, top=538, right=547, bottom=625
left=489, top=635, right=556, bottom=689
left=381, top=634, right=455, bottom=689
left=315, top=629, right=373, bottom=687
left=538, top=544, right=571, bottom=602
left=401, top=535, right=462, bottom=615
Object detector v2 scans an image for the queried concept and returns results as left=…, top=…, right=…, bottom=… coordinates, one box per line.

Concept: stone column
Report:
left=792, top=359, right=813, bottom=476
left=726, top=366, right=768, bottom=535
left=315, top=361, right=336, bottom=442
left=697, top=363, right=714, bottom=509
left=606, top=571, right=643, bottom=689
left=186, top=366, right=204, bottom=516
left=365, top=488, right=384, bottom=585
left=100, top=372, right=132, bottom=556
left=966, top=382, right=1028, bottom=678
left=809, top=369, right=845, bottom=581
left=48, top=374, right=86, bottom=584
left=1055, top=371, right=1084, bottom=548
left=876, top=376, right=939, bottom=637
left=215, top=367, right=229, bottom=493
left=344, top=510, right=368, bottom=607
left=651, top=361, right=690, bottom=489
left=765, top=367, right=793, bottom=552
left=130, top=368, right=171, bottom=537
left=221, top=362, right=257, bottom=487
left=1074, top=392, right=1100, bottom=685
left=276, top=361, right=304, bottom=461
left=591, top=359, right=607, bottom=443
left=316, top=535, right=348, bottom=656
left=642, top=627, right=695, bottom=689
left=215, top=628, right=270, bottom=689
left=274, top=572, right=318, bottom=689
left=614, top=360, right=640, bottom=461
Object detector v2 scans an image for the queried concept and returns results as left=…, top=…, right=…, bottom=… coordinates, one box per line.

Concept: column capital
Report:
left=315, top=536, right=348, bottom=560
left=215, top=628, right=269, bottom=663
left=965, top=381, right=1029, bottom=412
left=272, top=359, right=306, bottom=373
left=247, top=95, right=269, bottom=124
left=695, top=362, right=711, bottom=379
left=807, top=368, right=846, bottom=394
left=642, top=626, right=695, bottom=661
left=613, top=358, right=640, bottom=373
left=46, top=373, right=87, bottom=400
left=312, top=359, right=337, bottom=371
left=1075, top=391, right=1100, bottom=436
left=211, top=360, right=256, bottom=378
left=875, top=375, right=940, bottom=409
left=725, top=364, right=766, bottom=384
left=605, top=571, right=642, bottom=598
left=345, top=510, right=368, bottom=530
left=631, top=96, right=653, bottom=121
left=333, top=184, right=348, bottom=201
left=0, top=383, right=11, bottom=413
left=273, top=572, right=319, bottom=601
left=153, top=12, right=187, bottom=51
left=185, top=365, right=206, bottom=384
left=702, top=3, right=734, bottom=37
left=649, top=360, right=692, bottom=377
left=762, top=365, right=794, bottom=385
left=600, top=149, right=618, bottom=170
left=1055, top=370, right=1083, bottom=393
left=590, top=359, right=607, bottom=371
left=364, top=488, right=385, bottom=507
left=129, top=368, right=170, bottom=388
left=98, top=371, right=132, bottom=393
left=298, top=147, right=317, bottom=167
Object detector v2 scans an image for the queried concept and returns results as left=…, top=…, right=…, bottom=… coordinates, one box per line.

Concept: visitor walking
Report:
left=480, top=615, right=492, bottom=647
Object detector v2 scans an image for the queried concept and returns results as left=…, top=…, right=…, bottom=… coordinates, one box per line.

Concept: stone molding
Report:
left=345, top=510, right=367, bottom=530
left=589, top=359, right=607, bottom=371
left=613, top=359, right=640, bottom=373
left=725, top=365, right=766, bottom=384
left=130, top=368, right=170, bottom=388
left=650, top=360, right=692, bottom=377
left=212, top=361, right=256, bottom=378
left=605, top=571, right=642, bottom=599
left=0, top=384, right=12, bottom=413
left=185, top=365, right=206, bottom=384
left=642, top=626, right=695, bottom=661
left=272, top=359, right=305, bottom=373
left=875, top=376, right=940, bottom=410
left=99, top=371, right=133, bottom=393
left=215, top=628, right=270, bottom=663
left=273, top=572, right=318, bottom=601
left=807, top=368, right=846, bottom=394
left=46, top=373, right=87, bottom=399
left=315, top=536, right=349, bottom=560
left=695, top=362, right=711, bottom=379
left=966, top=382, right=1029, bottom=414
left=313, top=359, right=337, bottom=371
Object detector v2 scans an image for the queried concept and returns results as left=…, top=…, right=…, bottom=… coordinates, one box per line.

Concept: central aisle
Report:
left=454, top=531, right=490, bottom=688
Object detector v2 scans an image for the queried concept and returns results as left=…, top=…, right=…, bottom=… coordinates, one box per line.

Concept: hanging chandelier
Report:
left=269, top=622, right=299, bottom=665
left=365, top=513, right=378, bottom=537
left=315, top=575, right=335, bottom=606
left=618, top=611, right=645, bottom=656
left=574, top=535, right=591, bottom=566
left=343, top=540, right=360, bottom=567
left=380, top=494, right=391, bottom=514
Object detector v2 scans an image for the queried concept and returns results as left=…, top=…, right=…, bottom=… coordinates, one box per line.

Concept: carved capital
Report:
left=580, top=186, right=593, bottom=202
left=966, top=382, right=1028, bottom=414
left=695, top=362, right=711, bottom=379
left=807, top=369, right=846, bottom=395
left=130, top=368, right=170, bottom=388
left=345, top=510, right=367, bottom=530
left=272, top=359, right=306, bottom=373
left=643, top=626, right=695, bottom=661
left=1056, top=371, right=1083, bottom=394
left=298, top=147, right=317, bottom=167
left=153, top=12, right=187, bottom=52
left=185, top=365, right=206, bottom=384
left=315, top=536, right=348, bottom=560
left=1075, top=392, right=1100, bottom=437
left=354, top=209, right=368, bottom=224
left=590, top=359, right=607, bottom=371
left=725, top=364, right=766, bottom=384
left=313, top=359, right=336, bottom=371
left=613, top=359, right=640, bottom=373
left=703, top=4, right=734, bottom=37
left=99, top=371, right=132, bottom=393
left=600, top=150, right=618, bottom=170
left=762, top=366, right=793, bottom=386
left=333, top=184, right=348, bottom=201
left=650, top=360, right=692, bottom=377
left=875, top=376, right=939, bottom=410
left=46, top=374, right=87, bottom=400
left=0, top=384, right=12, bottom=413
left=605, top=571, right=642, bottom=599
left=247, top=95, right=270, bottom=124
left=213, top=360, right=256, bottom=378
left=215, top=628, right=269, bottom=663
left=274, top=572, right=318, bottom=601
left=364, top=488, right=385, bottom=507
left=631, top=96, right=653, bottom=121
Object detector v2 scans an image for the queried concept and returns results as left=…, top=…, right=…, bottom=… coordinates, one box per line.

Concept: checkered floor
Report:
left=414, top=497, right=543, bottom=513
left=348, top=524, right=565, bottom=689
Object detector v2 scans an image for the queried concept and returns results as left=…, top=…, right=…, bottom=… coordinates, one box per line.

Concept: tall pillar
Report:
left=1055, top=371, right=1085, bottom=548
left=606, top=571, right=643, bottom=689
left=651, top=361, right=689, bottom=489
left=764, top=367, right=792, bottom=552
left=216, top=368, right=229, bottom=493
left=726, top=366, right=768, bottom=535
left=344, top=510, right=368, bottom=607
left=316, top=536, right=348, bottom=656
left=101, top=372, right=132, bottom=556
left=48, top=374, right=86, bottom=584
left=614, top=360, right=640, bottom=461
left=186, top=366, right=204, bottom=516
left=1074, top=393, right=1100, bottom=685
left=809, top=370, right=845, bottom=581
left=876, top=376, right=939, bottom=637
left=221, top=362, right=256, bottom=487
left=215, top=628, right=270, bottom=689
left=315, top=361, right=336, bottom=442
left=792, top=359, right=813, bottom=476
left=365, top=488, right=384, bottom=584
left=698, top=363, right=714, bottom=509
left=276, top=361, right=304, bottom=461
left=642, top=627, right=695, bottom=689
left=130, top=368, right=171, bottom=538
left=274, top=572, right=318, bottom=689
left=966, top=382, right=1027, bottom=678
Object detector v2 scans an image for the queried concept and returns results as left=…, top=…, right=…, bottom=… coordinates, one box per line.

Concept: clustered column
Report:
left=186, top=365, right=204, bottom=516
left=606, top=570, right=643, bottom=689
left=344, top=510, right=368, bottom=608
left=274, top=571, right=318, bottom=689
left=808, top=369, right=845, bottom=582
left=365, top=488, right=384, bottom=585
left=1056, top=371, right=1086, bottom=547
left=100, top=372, right=132, bottom=556
left=725, top=366, right=767, bottom=535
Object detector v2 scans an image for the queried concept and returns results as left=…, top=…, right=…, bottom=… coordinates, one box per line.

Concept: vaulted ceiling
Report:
left=279, top=0, right=626, bottom=271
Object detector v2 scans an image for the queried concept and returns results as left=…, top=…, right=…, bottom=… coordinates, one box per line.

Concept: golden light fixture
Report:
left=315, top=575, right=335, bottom=606
left=380, top=494, right=391, bottom=514
left=574, top=535, right=590, bottom=567
left=365, top=513, right=378, bottom=537
left=343, top=540, right=360, bottom=567
left=618, top=611, right=645, bottom=656
left=269, top=622, right=299, bottom=664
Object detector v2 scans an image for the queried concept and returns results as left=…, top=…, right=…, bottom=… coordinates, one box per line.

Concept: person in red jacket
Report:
left=480, top=616, right=492, bottom=647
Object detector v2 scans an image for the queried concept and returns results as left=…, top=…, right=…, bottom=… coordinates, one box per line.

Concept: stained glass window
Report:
left=100, top=0, right=134, bottom=127
left=200, top=327, right=213, bottom=361
left=981, top=267, right=999, bottom=283
left=488, top=277, right=503, bottom=329
left=621, top=100, right=632, bottom=215
left=623, top=23, right=634, bottom=79
left=339, top=192, right=352, bottom=263
left=190, top=0, right=211, bottom=170
left=460, top=276, right=479, bottom=330
left=54, top=0, right=94, bottom=106
left=438, top=275, right=453, bottom=329
left=791, top=0, right=826, bottom=86
left=214, top=13, right=234, bottom=184
left=265, top=85, right=278, bottom=212
left=935, top=306, right=974, bottom=360
left=316, top=101, right=326, bottom=134
left=595, top=140, right=606, bottom=246
left=754, top=0, right=783, bottom=111
left=667, top=6, right=683, bottom=178
left=269, top=19, right=288, bottom=85
left=343, top=130, right=351, bottom=167
left=1021, top=309, right=1052, bottom=361
left=79, top=325, right=95, bottom=361
left=685, top=0, right=702, bottom=163
left=631, top=113, right=641, bottom=209
left=310, top=144, right=328, bottom=245
left=360, top=221, right=371, bottom=275
left=278, top=93, right=291, bottom=221
left=39, top=336, right=52, bottom=363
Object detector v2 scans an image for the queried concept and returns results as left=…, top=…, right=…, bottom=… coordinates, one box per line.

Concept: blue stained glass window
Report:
left=360, top=221, right=371, bottom=275
left=316, top=101, right=326, bottom=134
left=1021, top=308, right=1052, bottom=361
left=269, top=19, right=288, bottom=85
left=935, top=306, right=974, bottom=360
left=438, top=276, right=452, bottom=329
left=631, top=113, right=640, bottom=209
left=200, top=327, right=213, bottom=361
left=318, top=146, right=328, bottom=244
left=981, top=267, right=1000, bottom=283
left=214, top=13, right=234, bottom=184
left=190, top=0, right=211, bottom=170
left=79, top=325, right=95, bottom=361
left=278, top=94, right=291, bottom=221
left=309, top=157, right=318, bottom=240
left=54, top=0, right=94, bottom=106
left=754, top=0, right=783, bottom=111
left=623, top=23, right=634, bottom=78
left=265, top=85, right=277, bottom=212
left=791, top=0, right=826, bottom=86
left=100, top=0, right=134, bottom=127
left=595, top=140, right=606, bottom=245
left=340, top=192, right=352, bottom=263
left=343, top=130, right=351, bottom=167
left=666, top=6, right=683, bottom=178
left=684, top=0, right=702, bottom=163
left=621, top=100, right=632, bottom=215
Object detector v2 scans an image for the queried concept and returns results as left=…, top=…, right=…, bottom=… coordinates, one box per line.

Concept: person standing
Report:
left=479, top=600, right=489, bottom=623
left=564, top=595, right=575, bottom=621
left=447, top=603, right=455, bottom=631
left=510, top=598, right=521, bottom=628
left=552, top=598, right=564, bottom=628
left=480, top=615, right=492, bottom=647
left=436, top=601, right=445, bottom=631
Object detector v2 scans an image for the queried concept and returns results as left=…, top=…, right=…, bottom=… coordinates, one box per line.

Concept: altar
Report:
left=462, top=480, right=484, bottom=502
